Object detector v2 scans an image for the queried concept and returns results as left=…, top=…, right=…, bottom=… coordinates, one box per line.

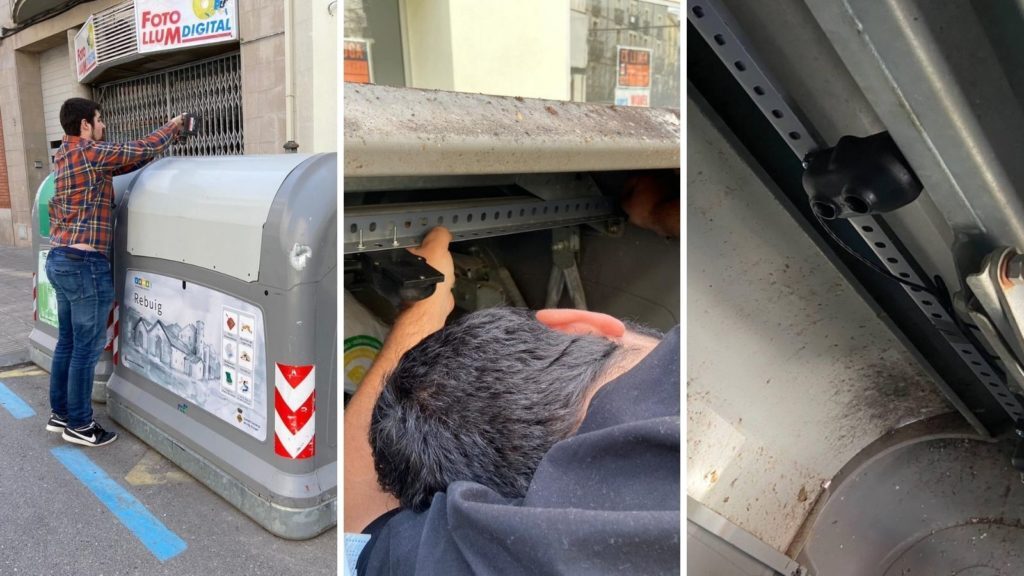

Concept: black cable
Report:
left=813, top=208, right=936, bottom=294
left=812, top=206, right=983, bottom=332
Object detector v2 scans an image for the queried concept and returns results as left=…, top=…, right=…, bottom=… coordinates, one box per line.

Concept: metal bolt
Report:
left=392, top=225, right=399, bottom=247
left=357, top=228, right=364, bottom=250
left=1007, top=254, right=1024, bottom=284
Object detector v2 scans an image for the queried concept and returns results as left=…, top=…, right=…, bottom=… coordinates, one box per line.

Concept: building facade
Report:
left=0, top=0, right=337, bottom=246
left=343, top=0, right=679, bottom=106
left=574, top=0, right=681, bottom=107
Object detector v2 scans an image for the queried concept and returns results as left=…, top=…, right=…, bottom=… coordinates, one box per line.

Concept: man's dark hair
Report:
left=60, top=98, right=101, bottom=136
left=370, top=307, right=620, bottom=511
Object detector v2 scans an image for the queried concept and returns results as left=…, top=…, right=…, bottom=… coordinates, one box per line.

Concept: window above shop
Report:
left=10, top=0, right=67, bottom=25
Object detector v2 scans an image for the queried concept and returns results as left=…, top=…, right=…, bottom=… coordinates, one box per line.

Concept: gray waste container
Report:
left=105, top=153, right=337, bottom=539
left=29, top=172, right=136, bottom=401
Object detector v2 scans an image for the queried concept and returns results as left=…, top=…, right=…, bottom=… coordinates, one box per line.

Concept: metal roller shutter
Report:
left=94, top=52, right=244, bottom=156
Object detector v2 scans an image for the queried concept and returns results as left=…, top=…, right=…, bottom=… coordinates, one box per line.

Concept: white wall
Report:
left=40, top=32, right=92, bottom=151
left=405, top=0, right=454, bottom=90
left=311, top=0, right=337, bottom=152
left=293, top=0, right=337, bottom=153
left=405, top=0, right=570, bottom=100
left=40, top=44, right=73, bottom=145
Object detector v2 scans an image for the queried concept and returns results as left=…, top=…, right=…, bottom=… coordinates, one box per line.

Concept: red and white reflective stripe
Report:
left=110, top=304, right=120, bottom=365
left=104, top=304, right=116, bottom=351
left=274, top=363, right=315, bottom=459
left=32, top=272, right=37, bottom=322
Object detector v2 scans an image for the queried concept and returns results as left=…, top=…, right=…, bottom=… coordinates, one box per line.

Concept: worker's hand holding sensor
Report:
left=180, top=113, right=199, bottom=137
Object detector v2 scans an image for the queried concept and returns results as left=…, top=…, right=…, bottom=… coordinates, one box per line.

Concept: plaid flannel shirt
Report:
left=50, top=123, right=178, bottom=256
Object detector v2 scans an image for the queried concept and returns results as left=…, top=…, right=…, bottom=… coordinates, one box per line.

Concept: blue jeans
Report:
left=45, top=247, right=114, bottom=429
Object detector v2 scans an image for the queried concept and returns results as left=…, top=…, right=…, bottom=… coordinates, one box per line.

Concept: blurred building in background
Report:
left=572, top=0, right=681, bottom=107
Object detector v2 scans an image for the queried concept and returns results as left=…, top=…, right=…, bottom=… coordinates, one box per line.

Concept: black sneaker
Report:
left=45, top=413, right=68, bottom=433
left=62, top=421, right=118, bottom=447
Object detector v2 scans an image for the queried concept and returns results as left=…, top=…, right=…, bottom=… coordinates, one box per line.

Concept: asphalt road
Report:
left=0, top=364, right=336, bottom=576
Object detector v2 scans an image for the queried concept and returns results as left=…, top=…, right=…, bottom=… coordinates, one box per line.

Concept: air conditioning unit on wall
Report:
left=75, top=1, right=136, bottom=83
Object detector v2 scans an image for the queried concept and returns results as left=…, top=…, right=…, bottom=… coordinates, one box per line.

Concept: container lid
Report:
left=125, top=155, right=312, bottom=282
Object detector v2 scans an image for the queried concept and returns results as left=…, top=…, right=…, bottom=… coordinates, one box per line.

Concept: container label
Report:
left=121, top=269, right=266, bottom=440
left=37, top=250, right=58, bottom=328
left=343, top=335, right=382, bottom=394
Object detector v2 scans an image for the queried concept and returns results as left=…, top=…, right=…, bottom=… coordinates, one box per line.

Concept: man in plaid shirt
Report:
left=45, top=98, right=183, bottom=447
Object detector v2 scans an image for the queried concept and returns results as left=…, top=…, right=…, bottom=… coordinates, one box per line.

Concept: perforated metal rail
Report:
left=344, top=196, right=620, bottom=255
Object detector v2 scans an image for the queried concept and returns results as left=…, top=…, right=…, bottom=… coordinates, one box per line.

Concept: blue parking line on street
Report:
left=0, top=380, right=35, bottom=419
left=51, top=446, right=187, bottom=562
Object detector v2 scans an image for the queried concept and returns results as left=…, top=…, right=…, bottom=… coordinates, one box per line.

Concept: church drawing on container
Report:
left=123, top=307, right=221, bottom=381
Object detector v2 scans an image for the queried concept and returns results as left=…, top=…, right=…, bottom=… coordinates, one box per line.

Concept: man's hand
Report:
left=169, top=114, right=186, bottom=131
left=620, top=172, right=680, bottom=239
left=344, top=227, right=456, bottom=533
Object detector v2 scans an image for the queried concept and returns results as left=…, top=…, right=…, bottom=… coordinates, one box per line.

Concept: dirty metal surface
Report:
left=343, top=84, right=680, bottom=177
left=801, top=435, right=1024, bottom=576
left=688, top=94, right=950, bottom=552
left=690, top=0, right=1022, bottom=426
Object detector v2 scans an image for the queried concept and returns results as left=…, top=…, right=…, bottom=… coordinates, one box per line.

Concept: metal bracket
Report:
left=450, top=249, right=528, bottom=312
left=545, top=227, right=587, bottom=310
left=688, top=0, right=1024, bottom=421
left=468, top=245, right=528, bottom=309
left=688, top=496, right=810, bottom=576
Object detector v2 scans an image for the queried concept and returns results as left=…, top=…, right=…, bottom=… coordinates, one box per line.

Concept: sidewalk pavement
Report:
left=0, top=244, right=35, bottom=367
left=0, top=368, right=337, bottom=575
